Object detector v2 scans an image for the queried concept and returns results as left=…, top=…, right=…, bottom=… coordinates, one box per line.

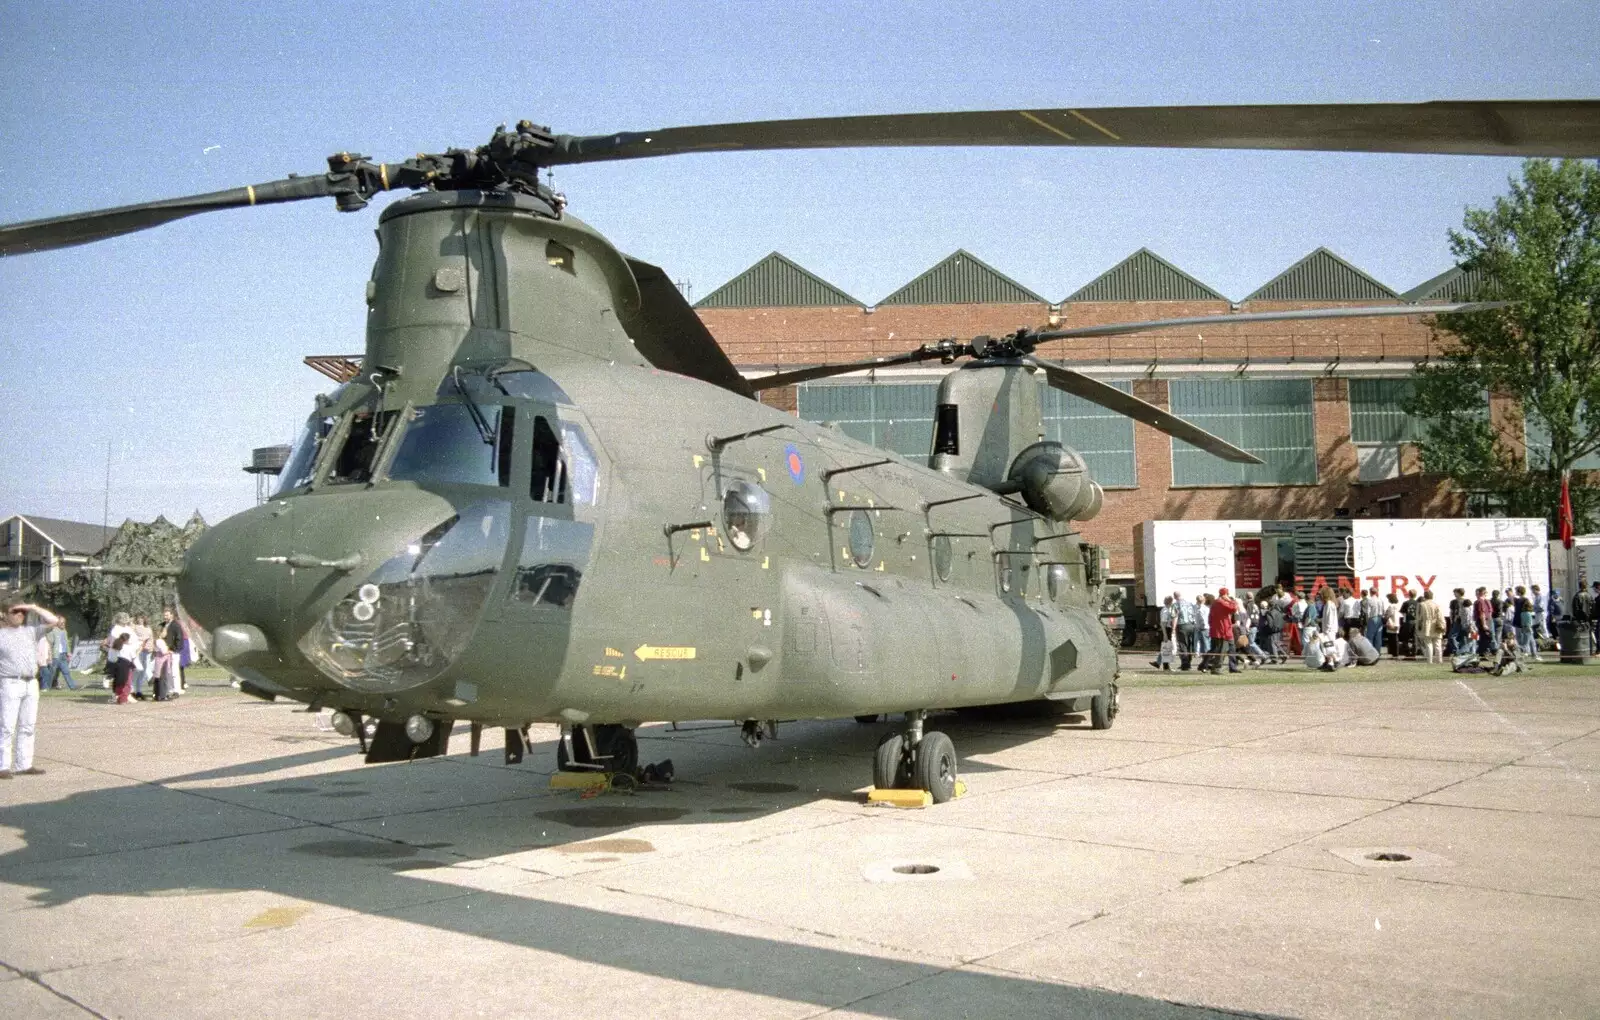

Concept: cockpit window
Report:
left=275, top=416, right=334, bottom=495
left=326, top=410, right=399, bottom=486
left=388, top=404, right=514, bottom=488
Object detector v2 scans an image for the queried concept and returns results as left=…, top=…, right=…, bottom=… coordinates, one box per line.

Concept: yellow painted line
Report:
left=700, top=546, right=710, bottom=562
left=1067, top=108, right=1121, bottom=140
left=1019, top=110, right=1074, bottom=141
left=867, top=788, right=931, bottom=808
left=246, top=185, right=257, bottom=206
left=549, top=772, right=608, bottom=791
left=245, top=905, right=312, bottom=929
left=635, top=644, right=697, bottom=661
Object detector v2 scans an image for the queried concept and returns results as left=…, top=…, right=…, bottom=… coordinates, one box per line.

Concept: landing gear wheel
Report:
left=854, top=714, right=881, bottom=724
left=558, top=724, right=639, bottom=774
left=912, top=731, right=958, bottom=803
left=1090, top=686, right=1118, bottom=730
left=873, top=731, right=909, bottom=789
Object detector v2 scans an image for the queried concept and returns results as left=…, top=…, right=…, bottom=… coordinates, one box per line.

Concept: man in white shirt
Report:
left=0, top=600, right=64, bottom=777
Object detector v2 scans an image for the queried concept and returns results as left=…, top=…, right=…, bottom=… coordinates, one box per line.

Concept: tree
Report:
left=1409, top=158, right=1600, bottom=531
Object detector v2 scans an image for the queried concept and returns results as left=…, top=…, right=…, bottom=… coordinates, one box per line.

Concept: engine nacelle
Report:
left=1005, top=441, right=1103, bottom=521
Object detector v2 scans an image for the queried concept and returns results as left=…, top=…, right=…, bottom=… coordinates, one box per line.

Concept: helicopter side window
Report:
left=275, top=416, right=334, bottom=495
left=388, top=404, right=513, bottom=488
left=326, top=410, right=398, bottom=485
left=512, top=517, right=594, bottom=609
left=530, top=417, right=598, bottom=506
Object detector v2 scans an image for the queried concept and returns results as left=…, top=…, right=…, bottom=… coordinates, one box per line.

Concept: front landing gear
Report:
left=557, top=724, right=639, bottom=774
left=872, top=711, right=959, bottom=804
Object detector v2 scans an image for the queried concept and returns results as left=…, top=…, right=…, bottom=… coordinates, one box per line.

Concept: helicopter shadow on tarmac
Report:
left=0, top=712, right=1279, bottom=1019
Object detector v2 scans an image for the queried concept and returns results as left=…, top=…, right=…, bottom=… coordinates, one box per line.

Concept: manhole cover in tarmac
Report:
left=862, top=859, right=974, bottom=883
left=1331, top=846, right=1455, bottom=868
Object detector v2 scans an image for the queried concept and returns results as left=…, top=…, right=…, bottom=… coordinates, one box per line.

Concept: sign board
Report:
left=1345, top=518, right=1548, bottom=598
left=1234, top=538, right=1263, bottom=590
left=1140, top=519, right=1261, bottom=602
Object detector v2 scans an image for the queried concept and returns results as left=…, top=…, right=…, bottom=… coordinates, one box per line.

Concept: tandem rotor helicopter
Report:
left=5, top=101, right=1598, bottom=801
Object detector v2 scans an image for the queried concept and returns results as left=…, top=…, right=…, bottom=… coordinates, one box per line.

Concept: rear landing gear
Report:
left=873, top=711, right=959, bottom=803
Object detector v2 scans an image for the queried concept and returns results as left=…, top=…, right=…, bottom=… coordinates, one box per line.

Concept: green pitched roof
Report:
left=695, top=252, right=861, bottom=308
left=1403, top=265, right=1486, bottom=303
left=1246, top=247, right=1397, bottom=302
left=878, top=249, right=1045, bottom=306
left=1066, top=248, right=1227, bottom=302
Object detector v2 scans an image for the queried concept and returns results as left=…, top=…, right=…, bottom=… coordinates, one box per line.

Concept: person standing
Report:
left=1152, top=596, right=1177, bottom=671
left=1513, top=586, right=1538, bottom=660
left=160, top=608, right=186, bottom=695
left=37, top=617, right=74, bottom=690
left=1474, top=587, right=1496, bottom=658
left=1207, top=588, right=1240, bottom=674
left=1173, top=592, right=1200, bottom=671
left=1399, top=590, right=1418, bottom=659
left=1531, top=585, right=1549, bottom=645
left=0, top=601, right=63, bottom=778
left=1362, top=589, right=1386, bottom=652
left=131, top=615, right=154, bottom=701
left=1383, top=593, right=1401, bottom=658
left=1416, top=590, right=1446, bottom=664
left=103, top=612, right=136, bottom=693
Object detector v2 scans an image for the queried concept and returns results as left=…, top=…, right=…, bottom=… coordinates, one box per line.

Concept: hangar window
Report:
left=1042, top=382, right=1137, bottom=488
left=1170, top=378, right=1316, bottom=486
left=798, top=382, right=938, bottom=458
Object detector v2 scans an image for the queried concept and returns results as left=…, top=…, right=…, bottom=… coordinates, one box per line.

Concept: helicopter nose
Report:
left=178, top=488, right=462, bottom=677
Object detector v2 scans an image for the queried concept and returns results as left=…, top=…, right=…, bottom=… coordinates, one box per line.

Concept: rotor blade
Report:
left=1021, top=355, right=1262, bottom=465
left=745, top=348, right=947, bottom=391
left=1029, top=301, right=1508, bottom=342
left=549, top=101, right=1600, bottom=165
left=0, top=174, right=338, bottom=256
left=621, top=257, right=754, bottom=399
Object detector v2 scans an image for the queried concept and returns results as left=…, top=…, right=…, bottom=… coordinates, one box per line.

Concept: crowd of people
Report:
left=101, top=609, right=190, bottom=703
left=1153, top=581, right=1557, bottom=675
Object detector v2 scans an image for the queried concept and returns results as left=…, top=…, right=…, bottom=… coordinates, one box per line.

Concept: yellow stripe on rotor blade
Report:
left=1067, top=108, right=1122, bottom=140
left=1019, top=111, right=1074, bottom=142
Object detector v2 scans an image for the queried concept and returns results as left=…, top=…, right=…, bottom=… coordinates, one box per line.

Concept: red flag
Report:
left=1560, top=472, right=1575, bottom=549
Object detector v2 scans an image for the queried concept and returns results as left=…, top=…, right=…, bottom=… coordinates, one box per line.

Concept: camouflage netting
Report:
left=30, top=512, right=207, bottom=637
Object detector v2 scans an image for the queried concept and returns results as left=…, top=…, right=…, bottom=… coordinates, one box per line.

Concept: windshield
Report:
left=388, top=403, right=514, bottom=488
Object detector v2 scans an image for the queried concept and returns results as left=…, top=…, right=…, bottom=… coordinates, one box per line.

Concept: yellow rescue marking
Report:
left=700, top=546, right=710, bottom=562
left=635, top=644, right=697, bottom=661
left=693, top=454, right=704, bottom=468
left=1019, top=110, right=1074, bottom=141
left=837, top=490, right=846, bottom=501
left=761, top=556, right=770, bottom=570
left=591, top=664, right=627, bottom=679
left=1067, top=108, right=1121, bottom=140
left=549, top=771, right=608, bottom=791
left=246, top=185, right=257, bottom=206
left=604, top=647, right=624, bottom=658
left=876, top=561, right=886, bottom=571
left=690, top=529, right=701, bottom=540
left=244, top=905, right=312, bottom=929
left=757, top=467, right=767, bottom=481
left=867, top=788, right=931, bottom=808
left=751, top=608, right=763, bottom=618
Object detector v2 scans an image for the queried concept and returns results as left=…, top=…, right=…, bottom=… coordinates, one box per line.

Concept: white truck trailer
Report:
left=1137, top=517, right=1549, bottom=604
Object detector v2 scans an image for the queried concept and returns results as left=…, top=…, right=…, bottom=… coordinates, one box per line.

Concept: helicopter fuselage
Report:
left=177, top=190, right=1117, bottom=734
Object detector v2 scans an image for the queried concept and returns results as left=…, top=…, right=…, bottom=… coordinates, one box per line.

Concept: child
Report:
left=110, top=634, right=134, bottom=704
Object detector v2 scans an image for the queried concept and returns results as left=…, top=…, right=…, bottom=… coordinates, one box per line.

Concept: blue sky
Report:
left=2, top=0, right=1597, bottom=526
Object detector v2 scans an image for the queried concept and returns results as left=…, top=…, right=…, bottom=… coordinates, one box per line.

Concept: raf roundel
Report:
left=785, top=444, right=805, bottom=485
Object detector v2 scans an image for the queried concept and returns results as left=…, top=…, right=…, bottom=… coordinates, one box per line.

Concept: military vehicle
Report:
left=4, top=102, right=1597, bottom=801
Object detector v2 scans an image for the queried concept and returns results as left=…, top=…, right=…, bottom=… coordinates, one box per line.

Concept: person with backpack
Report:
left=1173, top=592, right=1200, bottom=671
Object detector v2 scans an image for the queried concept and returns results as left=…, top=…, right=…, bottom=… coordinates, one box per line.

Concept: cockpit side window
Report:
left=530, top=416, right=599, bottom=506
left=326, top=410, right=398, bottom=486
left=275, top=416, right=334, bottom=495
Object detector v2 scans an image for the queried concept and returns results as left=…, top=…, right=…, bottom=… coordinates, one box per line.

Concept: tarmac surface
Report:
left=1, top=660, right=1596, bottom=1019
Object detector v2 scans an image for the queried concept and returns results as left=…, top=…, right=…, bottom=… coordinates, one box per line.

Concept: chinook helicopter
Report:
left=5, top=101, right=1598, bottom=802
